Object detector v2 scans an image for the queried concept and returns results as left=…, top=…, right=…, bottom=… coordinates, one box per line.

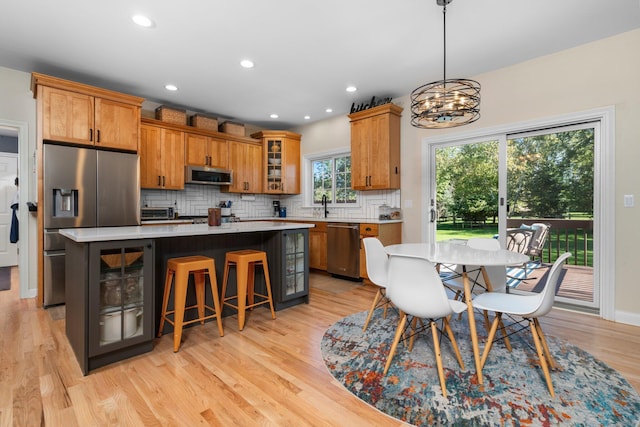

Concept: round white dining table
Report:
left=385, top=242, right=529, bottom=385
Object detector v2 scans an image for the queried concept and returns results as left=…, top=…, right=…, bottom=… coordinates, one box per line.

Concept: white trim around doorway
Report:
left=0, top=119, right=34, bottom=300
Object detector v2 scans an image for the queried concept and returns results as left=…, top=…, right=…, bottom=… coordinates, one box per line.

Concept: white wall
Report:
left=293, top=29, right=640, bottom=322
left=0, top=66, right=37, bottom=296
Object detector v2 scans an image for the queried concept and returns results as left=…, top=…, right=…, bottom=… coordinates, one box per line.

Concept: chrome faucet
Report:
left=322, top=194, right=329, bottom=218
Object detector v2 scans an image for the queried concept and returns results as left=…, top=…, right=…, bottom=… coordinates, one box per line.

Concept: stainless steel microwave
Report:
left=185, top=165, right=233, bottom=185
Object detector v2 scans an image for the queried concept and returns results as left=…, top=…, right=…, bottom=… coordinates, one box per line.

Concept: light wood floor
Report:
left=2, top=267, right=640, bottom=426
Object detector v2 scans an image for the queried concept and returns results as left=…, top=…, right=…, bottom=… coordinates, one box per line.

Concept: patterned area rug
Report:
left=321, top=309, right=640, bottom=426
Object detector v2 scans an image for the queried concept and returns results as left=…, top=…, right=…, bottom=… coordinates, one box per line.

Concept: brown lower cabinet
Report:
left=309, top=222, right=328, bottom=270
left=286, top=220, right=401, bottom=278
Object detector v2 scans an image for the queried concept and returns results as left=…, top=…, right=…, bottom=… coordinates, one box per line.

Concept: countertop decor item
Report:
left=410, top=0, right=480, bottom=129
left=322, top=309, right=640, bottom=426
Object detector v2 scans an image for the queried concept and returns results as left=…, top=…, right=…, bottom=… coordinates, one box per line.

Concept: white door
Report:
left=0, top=154, right=18, bottom=267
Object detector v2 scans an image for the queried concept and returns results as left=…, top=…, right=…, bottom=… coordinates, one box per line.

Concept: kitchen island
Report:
left=60, top=221, right=314, bottom=374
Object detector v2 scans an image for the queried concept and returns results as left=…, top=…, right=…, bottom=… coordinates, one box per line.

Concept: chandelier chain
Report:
left=442, top=3, right=447, bottom=82
left=409, top=0, right=481, bottom=129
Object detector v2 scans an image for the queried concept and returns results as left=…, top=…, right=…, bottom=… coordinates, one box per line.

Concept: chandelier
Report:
left=411, top=0, right=480, bottom=129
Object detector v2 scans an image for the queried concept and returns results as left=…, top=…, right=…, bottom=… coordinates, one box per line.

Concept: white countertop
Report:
left=60, top=221, right=315, bottom=243
left=385, top=242, right=529, bottom=267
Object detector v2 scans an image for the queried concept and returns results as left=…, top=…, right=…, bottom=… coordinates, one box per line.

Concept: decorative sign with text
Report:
left=350, top=96, right=392, bottom=114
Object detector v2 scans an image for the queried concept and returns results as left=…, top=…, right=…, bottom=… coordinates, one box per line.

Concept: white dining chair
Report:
left=472, top=252, right=572, bottom=397
left=362, top=237, right=392, bottom=332
left=440, top=237, right=513, bottom=350
left=442, top=237, right=507, bottom=295
left=383, top=253, right=466, bottom=398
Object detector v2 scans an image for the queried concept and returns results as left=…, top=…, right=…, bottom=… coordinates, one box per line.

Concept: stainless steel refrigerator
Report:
left=43, top=144, right=140, bottom=306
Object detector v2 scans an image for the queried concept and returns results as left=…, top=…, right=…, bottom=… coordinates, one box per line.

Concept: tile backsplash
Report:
left=141, top=185, right=400, bottom=220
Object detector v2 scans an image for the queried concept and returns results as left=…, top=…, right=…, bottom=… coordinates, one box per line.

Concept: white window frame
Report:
left=303, top=148, right=359, bottom=207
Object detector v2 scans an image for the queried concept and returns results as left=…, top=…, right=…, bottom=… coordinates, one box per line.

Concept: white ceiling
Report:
left=1, top=0, right=640, bottom=129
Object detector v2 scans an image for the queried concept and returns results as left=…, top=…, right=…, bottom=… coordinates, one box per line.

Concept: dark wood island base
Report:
left=62, top=223, right=310, bottom=375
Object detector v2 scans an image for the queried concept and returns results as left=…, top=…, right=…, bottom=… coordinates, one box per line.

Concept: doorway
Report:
left=425, top=108, right=614, bottom=318
left=0, top=153, right=19, bottom=267
left=0, top=120, right=30, bottom=300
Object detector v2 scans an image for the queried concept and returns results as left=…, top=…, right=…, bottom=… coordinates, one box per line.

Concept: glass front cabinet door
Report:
left=277, top=229, right=309, bottom=309
left=88, top=240, right=154, bottom=361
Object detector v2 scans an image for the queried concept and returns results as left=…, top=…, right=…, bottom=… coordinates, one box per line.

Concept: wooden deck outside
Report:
left=511, top=264, right=594, bottom=303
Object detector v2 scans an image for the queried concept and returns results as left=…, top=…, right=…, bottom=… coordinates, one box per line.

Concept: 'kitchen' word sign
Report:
left=350, top=96, right=392, bottom=114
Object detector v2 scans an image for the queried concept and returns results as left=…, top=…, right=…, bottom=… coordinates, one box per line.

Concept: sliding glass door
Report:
left=432, top=138, right=499, bottom=242
left=506, top=123, right=596, bottom=309
left=429, top=122, right=598, bottom=311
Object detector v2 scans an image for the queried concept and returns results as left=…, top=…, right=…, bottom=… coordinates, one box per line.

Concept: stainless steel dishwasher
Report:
left=327, top=223, right=361, bottom=280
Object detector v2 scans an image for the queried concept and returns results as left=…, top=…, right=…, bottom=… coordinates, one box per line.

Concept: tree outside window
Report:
left=312, top=154, right=357, bottom=205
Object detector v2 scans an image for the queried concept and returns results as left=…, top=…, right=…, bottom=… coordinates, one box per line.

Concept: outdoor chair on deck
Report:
left=506, top=223, right=551, bottom=282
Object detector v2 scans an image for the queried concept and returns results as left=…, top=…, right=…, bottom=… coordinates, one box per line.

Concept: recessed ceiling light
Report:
left=270, top=114, right=279, bottom=119
left=132, top=14, right=154, bottom=28
left=240, top=59, right=254, bottom=69
left=325, top=108, right=333, bottom=113
left=346, top=86, right=357, bottom=93
left=304, top=115, right=311, bottom=120
left=164, top=84, right=178, bottom=91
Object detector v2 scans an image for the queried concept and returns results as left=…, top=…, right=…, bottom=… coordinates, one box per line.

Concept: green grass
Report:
left=436, top=221, right=593, bottom=266
left=436, top=223, right=498, bottom=241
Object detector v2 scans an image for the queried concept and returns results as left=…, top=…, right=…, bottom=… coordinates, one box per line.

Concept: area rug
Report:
left=0, top=266, right=10, bottom=291
left=321, top=309, right=640, bottom=426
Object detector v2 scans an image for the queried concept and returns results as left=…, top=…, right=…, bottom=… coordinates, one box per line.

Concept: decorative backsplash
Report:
left=141, top=186, right=400, bottom=220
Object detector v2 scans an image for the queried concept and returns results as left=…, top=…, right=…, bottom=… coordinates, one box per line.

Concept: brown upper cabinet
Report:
left=140, top=123, right=185, bottom=190
left=31, top=73, right=143, bottom=152
left=185, top=133, right=229, bottom=168
left=348, top=103, right=402, bottom=190
left=251, top=131, right=301, bottom=195
left=223, top=140, right=263, bottom=193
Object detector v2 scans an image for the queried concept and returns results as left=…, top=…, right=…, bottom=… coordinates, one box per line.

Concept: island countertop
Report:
left=60, top=221, right=315, bottom=243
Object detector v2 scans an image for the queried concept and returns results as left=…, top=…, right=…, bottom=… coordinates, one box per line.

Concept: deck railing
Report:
left=507, top=219, right=593, bottom=267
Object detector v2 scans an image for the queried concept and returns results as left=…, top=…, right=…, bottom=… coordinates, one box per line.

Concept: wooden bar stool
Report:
left=220, top=249, right=276, bottom=330
left=158, top=255, right=224, bottom=352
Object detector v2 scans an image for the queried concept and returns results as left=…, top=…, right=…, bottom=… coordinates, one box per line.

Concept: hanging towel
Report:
left=10, top=203, right=18, bottom=243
